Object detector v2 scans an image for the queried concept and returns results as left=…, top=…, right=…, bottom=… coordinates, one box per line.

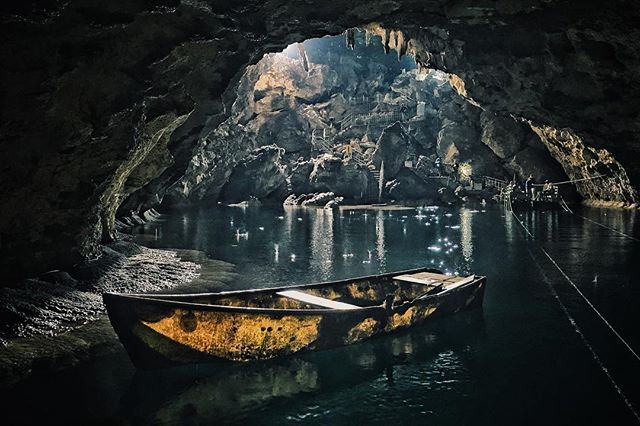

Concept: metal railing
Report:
left=311, top=128, right=334, bottom=153
left=483, top=176, right=507, bottom=191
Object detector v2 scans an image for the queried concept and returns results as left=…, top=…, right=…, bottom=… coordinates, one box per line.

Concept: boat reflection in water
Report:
left=120, top=310, right=484, bottom=425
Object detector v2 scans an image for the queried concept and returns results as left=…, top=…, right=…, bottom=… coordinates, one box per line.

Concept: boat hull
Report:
left=104, top=270, right=486, bottom=369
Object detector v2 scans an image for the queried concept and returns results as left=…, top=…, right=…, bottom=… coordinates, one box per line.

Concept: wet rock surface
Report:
left=0, top=241, right=200, bottom=341
left=283, top=192, right=344, bottom=207
left=0, top=241, right=237, bottom=386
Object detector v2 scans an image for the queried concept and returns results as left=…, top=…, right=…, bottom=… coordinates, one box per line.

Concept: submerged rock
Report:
left=228, top=198, right=262, bottom=208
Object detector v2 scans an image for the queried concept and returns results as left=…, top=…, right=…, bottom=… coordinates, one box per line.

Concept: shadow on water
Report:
left=119, top=310, right=485, bottom=425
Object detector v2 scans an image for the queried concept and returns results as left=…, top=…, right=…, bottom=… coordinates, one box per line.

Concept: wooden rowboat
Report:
left=103, top=268, right=486, bottom=369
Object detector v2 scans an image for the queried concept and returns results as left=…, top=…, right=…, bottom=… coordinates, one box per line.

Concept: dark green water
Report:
left=4, top=205, right=640, bottom=425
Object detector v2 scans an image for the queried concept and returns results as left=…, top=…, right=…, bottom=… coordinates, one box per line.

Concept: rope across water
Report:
left=576, top=213, right=640, bottom=242
left=509, top=209, right=640, bottom=422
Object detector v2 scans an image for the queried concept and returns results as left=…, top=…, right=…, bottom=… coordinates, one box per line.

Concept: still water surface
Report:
left=4, top=205, right=640, bottom=425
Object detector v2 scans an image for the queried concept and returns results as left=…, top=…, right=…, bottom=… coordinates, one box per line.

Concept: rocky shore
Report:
left=0, top=239, right=237, bottom=387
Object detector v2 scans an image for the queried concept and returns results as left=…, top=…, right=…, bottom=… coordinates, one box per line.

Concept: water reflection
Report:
left=310, top=209, right=334, bottom=280
left=142, top=206, right=483, bottom=283
left=460, top=208, right=474, bottom=263
left=376, top=210, right=386, bottom=270
left=120, top=313, right=484, bottom=425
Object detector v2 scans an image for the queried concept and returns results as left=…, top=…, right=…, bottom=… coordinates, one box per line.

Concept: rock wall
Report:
left=1, top=0, right=640, bottom=277
left=219, top=145, right=288, bottom=203
left=531, top=125, right=636, bottom=202
left=174, top=44, right=566, bottom=206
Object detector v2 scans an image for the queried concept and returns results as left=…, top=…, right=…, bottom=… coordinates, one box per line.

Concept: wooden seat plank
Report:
left=393, top=274, right=438, bottom=285
left=277, top=290, right=360, bottom=310
left=442, top=275, right=476, bottom=291
left=413, top=272, right=457, bottom=282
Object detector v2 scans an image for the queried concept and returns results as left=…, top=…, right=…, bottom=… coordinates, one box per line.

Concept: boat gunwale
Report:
left=103, top=268, right=485, bottom=316
left=104, top=293, right=384, bottom=315
left=112, top=266, right=437, bottom=299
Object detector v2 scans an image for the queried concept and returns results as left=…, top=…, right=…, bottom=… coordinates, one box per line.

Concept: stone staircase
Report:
left=339, top=110, right=408, bottom=130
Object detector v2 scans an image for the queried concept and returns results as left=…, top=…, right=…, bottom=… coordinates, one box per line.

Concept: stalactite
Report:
left=395, top=31, right=407, bottom=60
left=382, top=29, right=390, bottom=54
left=345, top=28, right=355, bottom=50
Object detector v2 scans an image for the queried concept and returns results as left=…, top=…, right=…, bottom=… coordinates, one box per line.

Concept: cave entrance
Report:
left=158, top=29, right=569, bottom=210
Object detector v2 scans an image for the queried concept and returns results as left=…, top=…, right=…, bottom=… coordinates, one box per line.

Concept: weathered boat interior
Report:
left=129, top=270, right=477, bottom=310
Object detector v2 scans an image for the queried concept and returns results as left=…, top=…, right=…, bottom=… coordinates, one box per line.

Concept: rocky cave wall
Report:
left=169, top=39, right=567, bottom=207
left=1, top=0, right=640, bottom=278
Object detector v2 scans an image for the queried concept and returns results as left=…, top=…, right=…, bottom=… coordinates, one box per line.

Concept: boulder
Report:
left=480, top=111, right=526, bottom=159
left=386, top=169, right=440, bottom=200
left=301, top=192, right=337, bottom=206
left=372, top=122, right=411, bottom=179
left=220, top=146, right=288, bottom=203
left=283, top=194, right=300, bottom=206
left=283, top=192, right=344, bottom=206
left=323, top=199, right=342, bottom=210
left=308, top=154, right=370, bottom=200
left=288, top=159, right=314, bottom=194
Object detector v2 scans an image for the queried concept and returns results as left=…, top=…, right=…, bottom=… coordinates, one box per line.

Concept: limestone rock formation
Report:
left=308, top=155, right=371, bottom=200
left=386, top=169, right=440, bottom=201
left=480, top=111, right=526, bottom=159
left=220, top=146, right=288, bottom=204
left=437, top=121, right=504, bottom=179
left=289, top=159, right=315, bottom=195
left=372, top=123, right=412, bottom=180
left=283, top=192, right=343, bottom=207
left=505, top=147, right=567, bottom=184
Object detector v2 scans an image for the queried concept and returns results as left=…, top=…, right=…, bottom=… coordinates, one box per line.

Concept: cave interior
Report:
left=2, top=3, right=640, bottom=420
